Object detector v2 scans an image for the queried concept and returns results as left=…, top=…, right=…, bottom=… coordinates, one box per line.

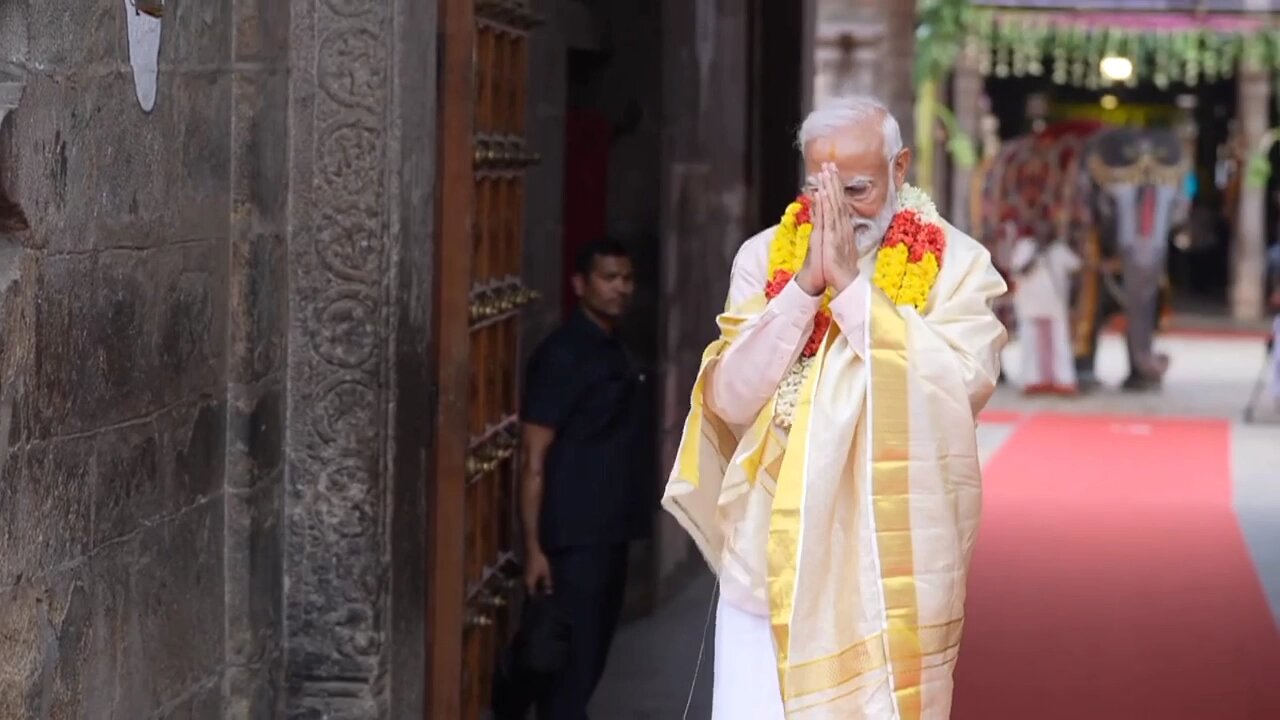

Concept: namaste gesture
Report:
left=796, top=163, right=860, bottom=296
left=669, top=97, right=1005, bottom=718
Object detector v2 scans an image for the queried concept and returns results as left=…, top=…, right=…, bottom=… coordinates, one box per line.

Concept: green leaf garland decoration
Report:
left=913, top=0, right=980, bottom=196
left=936, top=105, right=977, bottom=170
left=1245, top=130, right=1277, bottom=190
left=974, top=11, right=1280, bottom=90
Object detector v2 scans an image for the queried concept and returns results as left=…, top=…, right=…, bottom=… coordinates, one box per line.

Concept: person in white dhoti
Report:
left=662, top=96, right=1008, bottom=718
left=1010, top=233, right=1082, bottom=394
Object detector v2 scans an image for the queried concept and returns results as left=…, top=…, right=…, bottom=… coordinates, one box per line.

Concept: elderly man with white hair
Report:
left=663, top=95, right=1008, bottom=718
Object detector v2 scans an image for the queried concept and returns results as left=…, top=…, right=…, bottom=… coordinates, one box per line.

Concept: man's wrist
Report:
left=830, top=267, right=859, bottom=293
left=795, top=271, right=825, bottom=296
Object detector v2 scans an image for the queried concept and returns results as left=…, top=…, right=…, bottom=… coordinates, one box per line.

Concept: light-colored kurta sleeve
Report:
left=918, top=234, right=1010, bottom=415
left=705, top=240, right=823, bottom=426
left=827, top=275, right=870, bottom=357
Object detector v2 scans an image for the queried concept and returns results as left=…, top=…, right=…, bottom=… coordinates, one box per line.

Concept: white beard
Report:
left=852, top=183, right=899, bottom=256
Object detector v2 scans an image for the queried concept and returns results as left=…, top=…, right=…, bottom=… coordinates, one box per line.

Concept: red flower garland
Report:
left=882, top=211, right=946, bottom=263
left=765, top=269, right=794, bottom=299
left=804, top=313, right=832, bottom=356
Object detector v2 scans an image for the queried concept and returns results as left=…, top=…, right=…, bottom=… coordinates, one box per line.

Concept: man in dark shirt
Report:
left=520, top=238, right=646, bottom=719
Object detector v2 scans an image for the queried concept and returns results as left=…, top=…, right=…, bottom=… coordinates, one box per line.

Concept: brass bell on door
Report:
left=135, top=0, right=164, bottom=18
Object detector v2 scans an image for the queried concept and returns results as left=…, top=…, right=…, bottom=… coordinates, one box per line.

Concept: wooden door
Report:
left=431, top=0, right=540, bottom=718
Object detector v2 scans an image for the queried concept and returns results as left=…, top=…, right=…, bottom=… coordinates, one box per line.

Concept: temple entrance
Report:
left=430, top=0, right=539, bottom=717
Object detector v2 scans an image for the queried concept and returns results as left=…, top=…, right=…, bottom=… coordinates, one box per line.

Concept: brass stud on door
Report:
left=465, top=610, right=494, bottom=629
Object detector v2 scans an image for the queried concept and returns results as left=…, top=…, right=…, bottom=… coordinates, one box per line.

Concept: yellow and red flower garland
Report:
left=872, top=184, right=946, bottom=312
left=763, top=184, right=946, bottom=426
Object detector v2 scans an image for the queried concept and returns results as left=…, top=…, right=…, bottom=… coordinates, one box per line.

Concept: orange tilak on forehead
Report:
left=810, top=138, right=839, bottom=163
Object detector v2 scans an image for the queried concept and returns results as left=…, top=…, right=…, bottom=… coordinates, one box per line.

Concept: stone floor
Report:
left=589, top=330, right=1280, bottom=719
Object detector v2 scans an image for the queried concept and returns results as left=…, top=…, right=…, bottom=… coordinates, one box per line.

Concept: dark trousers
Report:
left=535, top=543, right=629, bottom=720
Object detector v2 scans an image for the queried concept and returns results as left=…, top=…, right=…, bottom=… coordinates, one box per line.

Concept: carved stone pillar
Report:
left=286, top=0, right=394, bottom=711
left=284, top=0, right=434, bottom=715
left=813, top=22, right=885, bottom=107
left=800, top=0, right=816, bottom=113
left=225, top=1, right=290, bottom=715
left=810, top=0, right=914, bottom=147
left=1233, top=63, right=1270, bottom=321
left=656, top=0, right=753, bottom=596
left=949, top=51, right=983, bottom=233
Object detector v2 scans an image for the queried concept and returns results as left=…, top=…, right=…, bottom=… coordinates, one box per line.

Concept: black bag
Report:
left=516, top=595, right=571, bottom=674
left=492, top=594, right=571, bottom=719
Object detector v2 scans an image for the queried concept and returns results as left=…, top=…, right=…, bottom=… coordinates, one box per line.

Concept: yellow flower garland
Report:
left=768, top=201, right=808, bottom=274
left=870, top=183, right=946, bottom=312
left=767, top=200, right=832, bottom=309
left=770, top=187, right=944, bottom=315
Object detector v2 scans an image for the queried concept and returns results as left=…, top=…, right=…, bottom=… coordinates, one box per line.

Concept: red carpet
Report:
left=953, top=414, right=1280, bottom=720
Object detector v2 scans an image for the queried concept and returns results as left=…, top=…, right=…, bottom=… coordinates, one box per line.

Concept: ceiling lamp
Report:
left=1100, top=55, right=1134, bottom=83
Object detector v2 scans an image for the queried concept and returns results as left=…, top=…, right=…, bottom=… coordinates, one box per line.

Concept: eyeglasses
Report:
left=801, top=150, right=903, bottom=198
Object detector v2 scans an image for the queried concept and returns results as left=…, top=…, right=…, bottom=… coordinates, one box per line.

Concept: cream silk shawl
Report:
left=662, top=224, right=1008, bottom=719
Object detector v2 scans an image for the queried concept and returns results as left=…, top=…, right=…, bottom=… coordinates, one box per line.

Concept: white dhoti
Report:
left=712, top=596, right=784, bottom=719
left=1011, top=237, right=1080, bottom=392
left=1017, top=313, right=1076, bottom=391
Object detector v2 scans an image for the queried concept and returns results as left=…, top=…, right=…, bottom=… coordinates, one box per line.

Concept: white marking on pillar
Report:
left=125, top=0, right=163, bottom=113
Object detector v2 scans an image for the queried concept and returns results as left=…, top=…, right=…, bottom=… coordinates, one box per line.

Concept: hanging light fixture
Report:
left=1099, top=55, right=1134, bottom=83
left=135, top=0, right=164, bottom=18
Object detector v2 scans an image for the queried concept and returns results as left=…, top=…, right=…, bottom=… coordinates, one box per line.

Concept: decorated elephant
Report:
left=975, top=119, right=1103, bottom=253
left=973, top=119, right=1102, bottom=378
left=974, top=120, right=1186, bottom=392
left=1076, top=126, right=1190, bottom=390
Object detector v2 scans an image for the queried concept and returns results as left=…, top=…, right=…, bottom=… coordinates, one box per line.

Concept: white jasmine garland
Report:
left=773, top=355, right=814, bottom=428
left=898, top=183, right=941, bottom=225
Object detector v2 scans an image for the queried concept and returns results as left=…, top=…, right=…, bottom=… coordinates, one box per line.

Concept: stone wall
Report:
left=522, top=0, right=570, bottom=349
left=0, top=0, right=234, bottom=716
left=523, top=0, right=663, bottom=353
left=655, top=0, right=756, bottom=593
left=226, top=0, right=290, bottom=715
left=0, top=0, right=434, bottom=716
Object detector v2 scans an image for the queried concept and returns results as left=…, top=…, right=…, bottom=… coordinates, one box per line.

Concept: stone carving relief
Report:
left=317, top=207, right=382, bottom=283
left=317, top=29, right=388, bottom=109
left=287, top=0, right=390, bottom=713
left=318, top=124, right=383, bottom=194
left=311, top=288, right=378, bottom=368
left=310, top=376, right=377, bottom=448
left=323, top=0, right=379, bottom=18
